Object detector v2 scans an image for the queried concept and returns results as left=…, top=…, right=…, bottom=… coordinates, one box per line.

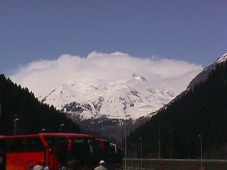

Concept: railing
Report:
left=123, top=158, right=227, bottom=170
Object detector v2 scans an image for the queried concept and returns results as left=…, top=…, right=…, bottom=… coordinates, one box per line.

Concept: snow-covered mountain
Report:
left=40, top=73, right=176, bottom=120
left=10, top=52, right=203, bottom=124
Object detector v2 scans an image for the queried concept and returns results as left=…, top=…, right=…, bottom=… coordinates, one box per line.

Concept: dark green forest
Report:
left=0, top=74, right=80, bottom=135
left=127, top=60, right=227, bottom=159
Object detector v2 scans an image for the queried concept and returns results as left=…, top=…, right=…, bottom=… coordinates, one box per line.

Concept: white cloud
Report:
left=9, top=51, right=203, bottom=96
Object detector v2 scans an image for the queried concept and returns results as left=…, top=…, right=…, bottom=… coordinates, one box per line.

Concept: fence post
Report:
left=216, top=160, right=220, bottom=170
left=161, top=158, right=165, bottom=170
left=195, top=157, right=199, bottom=170
left=188, top=158, right=191, bottom=170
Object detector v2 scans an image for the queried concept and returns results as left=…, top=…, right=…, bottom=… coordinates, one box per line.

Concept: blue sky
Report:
left=0, top=0, right=226, bottom=75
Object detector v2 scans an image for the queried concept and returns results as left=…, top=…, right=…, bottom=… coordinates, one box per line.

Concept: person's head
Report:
left=28, top=163, right=34, bottom=169
left=99, top=160, right=105, bottom=165
left=40, top=160, right=46, bottom=166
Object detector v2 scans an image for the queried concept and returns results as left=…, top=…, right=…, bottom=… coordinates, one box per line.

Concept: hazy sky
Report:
left=1, top=0, right=226, bottom=75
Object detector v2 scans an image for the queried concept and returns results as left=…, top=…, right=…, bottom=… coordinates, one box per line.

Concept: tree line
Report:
left=0, top=75, right=80, bottom=135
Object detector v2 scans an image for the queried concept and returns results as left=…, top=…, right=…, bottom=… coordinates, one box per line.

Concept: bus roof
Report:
left=0, top=133, right=95, bottom=139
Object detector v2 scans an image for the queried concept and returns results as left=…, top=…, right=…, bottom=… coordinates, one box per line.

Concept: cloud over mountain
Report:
left=10, top=51, right=203, bottom=97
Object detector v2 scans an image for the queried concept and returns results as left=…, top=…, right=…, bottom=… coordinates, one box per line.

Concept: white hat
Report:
left=100, top=160, right=105, bottom=164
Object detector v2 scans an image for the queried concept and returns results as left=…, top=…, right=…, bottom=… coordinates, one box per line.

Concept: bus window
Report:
left=6, top=138, right=26, bottom=152
left=27, top=137, right=44, bottom=152
left=0, top=151, right=6, bottom=170
left=69, top=137, right=97, bottom=168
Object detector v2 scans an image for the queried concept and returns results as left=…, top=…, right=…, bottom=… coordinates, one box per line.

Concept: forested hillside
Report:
left=127, top=60, right=227, bottom=159
left=0, top=74, right=80, bottom=135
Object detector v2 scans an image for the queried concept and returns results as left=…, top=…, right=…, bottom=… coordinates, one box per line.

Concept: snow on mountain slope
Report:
left=40, top=74, right=176, bottom=120
left=10, top=52, right=203, bottom=121
left=215, top=53, right=227, bottom=64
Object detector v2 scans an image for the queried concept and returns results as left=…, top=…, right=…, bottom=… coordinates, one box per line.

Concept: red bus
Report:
left=0, top=133, right=102, bottom=170
left=97, top=139, right=123, bottom=170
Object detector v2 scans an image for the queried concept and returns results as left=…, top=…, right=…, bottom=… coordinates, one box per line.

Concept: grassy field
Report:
left=124, top=159, right=227, bottom=170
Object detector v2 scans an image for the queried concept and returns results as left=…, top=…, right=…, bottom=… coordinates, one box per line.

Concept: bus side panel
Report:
left=6, top=152, right=43, bottom=170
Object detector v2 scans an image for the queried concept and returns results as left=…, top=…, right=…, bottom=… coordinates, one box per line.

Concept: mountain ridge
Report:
left=39, top=74, right=177, bottom=120
left=187, top=53, right=227, bottom=91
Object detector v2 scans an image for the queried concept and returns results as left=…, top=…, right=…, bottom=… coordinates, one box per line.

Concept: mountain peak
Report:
left=132, top=74, right=147, bottom=81
left=187, top=53, right=227, bottom=91
left=215, top=53, right=227, bottom=64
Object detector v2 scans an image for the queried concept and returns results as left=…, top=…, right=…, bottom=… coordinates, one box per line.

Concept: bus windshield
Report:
left=69, top=138, right=96, bottom=165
